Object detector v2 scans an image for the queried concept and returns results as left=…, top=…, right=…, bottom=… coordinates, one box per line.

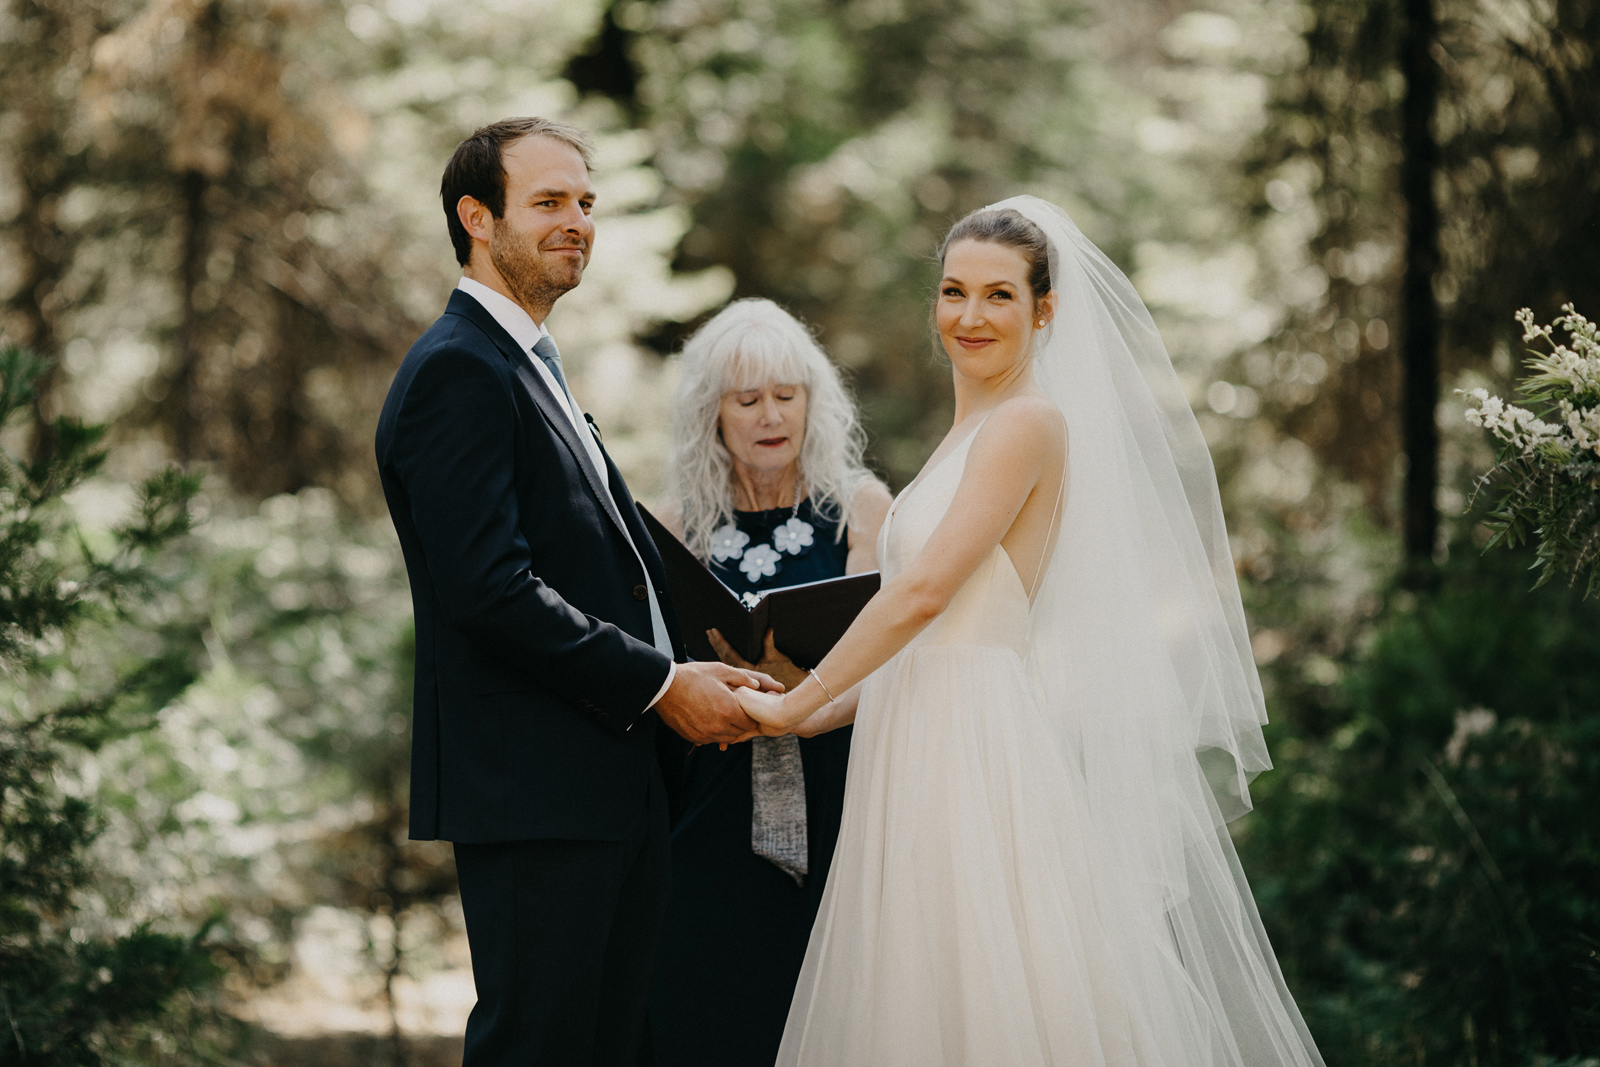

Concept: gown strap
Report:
left=1025, top=474, right=1066, bottom=602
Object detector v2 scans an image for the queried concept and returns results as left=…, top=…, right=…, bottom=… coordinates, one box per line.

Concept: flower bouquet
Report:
left=1462, top=305, right=1600, bottom=595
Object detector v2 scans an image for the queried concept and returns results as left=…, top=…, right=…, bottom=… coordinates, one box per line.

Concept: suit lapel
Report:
left=606, top=450, right=668, bottom=584
left=598, top=443, right=686, bottom=657
left=446, top=292, right=635, bottom=547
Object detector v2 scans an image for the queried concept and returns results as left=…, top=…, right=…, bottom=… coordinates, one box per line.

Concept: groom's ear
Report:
left=456, top=195, right=495, bottom=251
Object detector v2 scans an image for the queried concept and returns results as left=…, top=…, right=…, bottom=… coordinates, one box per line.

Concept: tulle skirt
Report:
left=777, top=643, right=1192, bottom=1067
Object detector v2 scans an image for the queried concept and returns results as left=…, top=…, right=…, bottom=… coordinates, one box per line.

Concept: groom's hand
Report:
left=655, top=661, right=783, bottom=746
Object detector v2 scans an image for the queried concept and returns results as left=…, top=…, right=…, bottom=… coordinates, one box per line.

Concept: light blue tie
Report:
left=534, top=334, right=675, bottom=662
left=532, top=335, right=580, bottom=415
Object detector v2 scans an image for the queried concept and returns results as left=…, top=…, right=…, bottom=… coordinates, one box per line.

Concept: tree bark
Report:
left=1399, top=0, right=1441, bottom=574
left=4, top=0, right=82, bottom=462
left=174, top=168, right=207, bottom=463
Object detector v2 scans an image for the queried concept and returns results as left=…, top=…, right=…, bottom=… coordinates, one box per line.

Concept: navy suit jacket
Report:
left=376, top=289, right=686, bottom=843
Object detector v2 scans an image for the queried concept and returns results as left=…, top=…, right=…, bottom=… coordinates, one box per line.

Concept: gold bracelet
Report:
left=808, top=668, right=838, bottom=703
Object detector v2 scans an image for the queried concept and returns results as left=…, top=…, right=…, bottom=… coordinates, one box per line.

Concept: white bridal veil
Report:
left=1001, top=196, right=1325, bottom=1067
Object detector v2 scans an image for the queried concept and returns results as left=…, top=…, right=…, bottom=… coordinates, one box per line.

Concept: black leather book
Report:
left=638, top=505, right=880, bottom=669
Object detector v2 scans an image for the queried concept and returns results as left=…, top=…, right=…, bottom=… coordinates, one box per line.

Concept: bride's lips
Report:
left=956, top=336, right=996, bottom=350
left=756, top=436, right=789, bottom=447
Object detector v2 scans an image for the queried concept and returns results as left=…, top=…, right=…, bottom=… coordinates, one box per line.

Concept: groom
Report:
left=375, top=117, right=773, bottom=1066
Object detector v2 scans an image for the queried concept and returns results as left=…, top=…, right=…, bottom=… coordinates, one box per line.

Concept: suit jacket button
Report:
left=633, top=584, right=647, bottom=601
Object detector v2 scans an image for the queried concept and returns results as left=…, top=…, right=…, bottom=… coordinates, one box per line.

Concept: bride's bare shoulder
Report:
left=976, top=395, right=1067, bottom=454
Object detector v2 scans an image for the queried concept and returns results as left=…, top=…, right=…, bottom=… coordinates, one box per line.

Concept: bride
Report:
left=735, top=197, right=1326, bottom=1067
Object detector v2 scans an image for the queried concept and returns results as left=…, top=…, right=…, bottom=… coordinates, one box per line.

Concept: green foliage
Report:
left=1466, top=307, right=1600, bottom=596
left=0, top=0, right=1588, bottom=1051
left=0, top=0, right=424, bottom=502
left=72, top=485, right=453, bottom=1052
left=0, top=346, right=222, bottom=1065
left=1241, top=539, right=1600, bottom=1065
left=617, top=0, right=1239, bottom=485
left=1248, top=0, right=1600, bottom=519
left=1476, top=449, right=1600, bottom=597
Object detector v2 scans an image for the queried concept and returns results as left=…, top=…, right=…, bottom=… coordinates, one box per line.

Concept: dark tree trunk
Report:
left=1398, top=0, right=1441, bottom=574
left=564, top=2, right=640, bottom=110
left=5, top=0, right=81, bottom=463
left=174, top=168, right=208, bottom=462
left=17, top=172, right=64, bottom=464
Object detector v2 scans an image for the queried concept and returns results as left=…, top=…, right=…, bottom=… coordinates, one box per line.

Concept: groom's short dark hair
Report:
left=441, top=118, right=595, bottom=266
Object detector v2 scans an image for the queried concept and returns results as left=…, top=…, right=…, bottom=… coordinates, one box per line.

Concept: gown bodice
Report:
left=881, top=424, right=1032, bottom=659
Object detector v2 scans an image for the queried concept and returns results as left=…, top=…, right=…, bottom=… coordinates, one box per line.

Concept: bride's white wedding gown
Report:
left=775, top=424, right=1309, bottom=1067
left=777, top=425, right=1146, bottom=1066
left=773, top=195, right=1324, bottom=1067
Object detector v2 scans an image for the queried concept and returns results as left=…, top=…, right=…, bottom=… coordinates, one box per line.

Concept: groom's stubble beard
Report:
left=489, top=220, right=587, bottom=317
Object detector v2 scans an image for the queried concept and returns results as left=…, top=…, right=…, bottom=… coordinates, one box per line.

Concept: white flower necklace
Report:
left=709, top=486, right=816, bottom=584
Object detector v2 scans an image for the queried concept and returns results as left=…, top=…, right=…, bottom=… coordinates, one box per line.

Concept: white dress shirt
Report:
left=456, top=276, right=677, bottom=713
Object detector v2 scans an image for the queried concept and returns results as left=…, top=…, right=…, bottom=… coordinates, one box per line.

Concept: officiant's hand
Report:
left=656, top=661, right=783, bottom=747
left=707, top=628, right=807, bottom=692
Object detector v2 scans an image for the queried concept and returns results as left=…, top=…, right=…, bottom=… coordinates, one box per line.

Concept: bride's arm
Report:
left=742, top=397, right=1065, bottom=729
left=786, top=682, right=862, bottom=736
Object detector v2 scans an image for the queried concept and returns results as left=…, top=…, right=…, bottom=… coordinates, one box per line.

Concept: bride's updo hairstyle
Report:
left=936, top=208, right=1052, bottom=309
left=665, top=298, right=876, bottom=562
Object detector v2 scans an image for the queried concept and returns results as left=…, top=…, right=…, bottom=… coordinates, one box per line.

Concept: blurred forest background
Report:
left=1, top=0, right=1596, bottom=1064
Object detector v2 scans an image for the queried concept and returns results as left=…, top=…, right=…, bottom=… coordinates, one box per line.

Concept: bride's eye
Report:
left=991, top=289, right=1013, bottom=301
left=942, top=286, right=963, bottom=297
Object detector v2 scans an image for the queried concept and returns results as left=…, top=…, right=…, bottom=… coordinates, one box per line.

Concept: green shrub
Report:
left=1242, top=539, right=1600, bottom=1065
left=0, top=347, right=223, bottom=1065
left=1462, top=306, right=1600, bottom=595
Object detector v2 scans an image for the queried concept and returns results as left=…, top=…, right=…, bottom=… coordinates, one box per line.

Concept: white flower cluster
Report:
left=1516, top=305, right=1600, bottom=395
left=1460, top=388, right=1570, bottom=456
left=1461, top=305, right=1600, bottom=462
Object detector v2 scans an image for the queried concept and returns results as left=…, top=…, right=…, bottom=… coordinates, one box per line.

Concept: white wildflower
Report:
left=1516, top=307, right=1549, bottom=344
left=1467, top=305, right=1600, bottom=588
left=1563, top=401, right=1600, bottom=456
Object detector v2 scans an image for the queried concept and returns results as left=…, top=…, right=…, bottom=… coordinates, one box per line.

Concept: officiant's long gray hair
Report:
left=665, top=299, right=875, bottom=562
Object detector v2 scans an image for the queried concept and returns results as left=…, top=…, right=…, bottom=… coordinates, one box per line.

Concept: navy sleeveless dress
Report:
left=648, top=499, right=855, bottom=1067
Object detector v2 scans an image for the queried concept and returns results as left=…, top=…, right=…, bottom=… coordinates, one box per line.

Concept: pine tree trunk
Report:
left=1399, top=0, right=1441, bottom=573
left=175, top=168, right=207, bottom=462
left=6, top=0, right=80, bottom=462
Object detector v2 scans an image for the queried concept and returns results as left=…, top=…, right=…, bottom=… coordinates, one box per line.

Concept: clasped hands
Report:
left=654, top=629, right=829, bottom=748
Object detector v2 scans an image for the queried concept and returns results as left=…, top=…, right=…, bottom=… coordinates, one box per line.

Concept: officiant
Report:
left=646, top=299, right=891, bottom=1067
